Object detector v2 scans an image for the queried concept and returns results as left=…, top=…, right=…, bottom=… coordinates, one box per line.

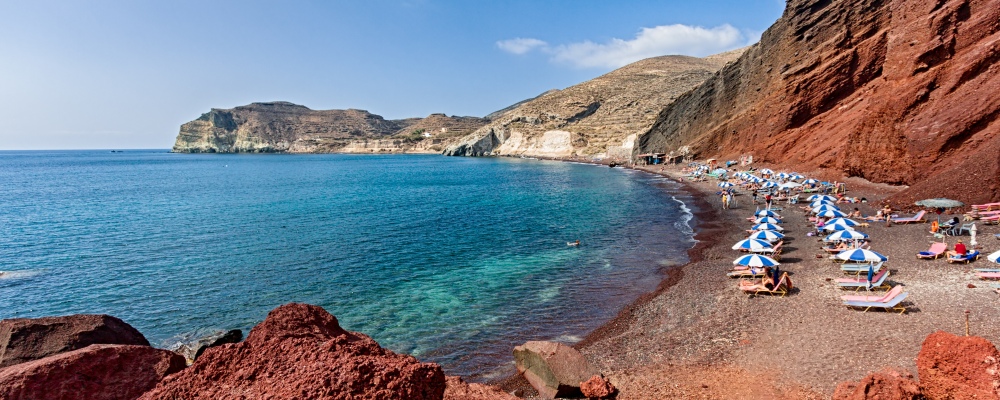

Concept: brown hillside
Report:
left=443, top=51, right=744, bottom=158
left=638, top=0, right=1000, bottom=206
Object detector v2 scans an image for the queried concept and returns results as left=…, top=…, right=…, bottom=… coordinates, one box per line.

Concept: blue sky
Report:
left=0, top=0, right=784, bottom=149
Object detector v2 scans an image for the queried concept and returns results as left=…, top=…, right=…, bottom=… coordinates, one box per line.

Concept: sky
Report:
left=0, top=0, right=785, bottom=150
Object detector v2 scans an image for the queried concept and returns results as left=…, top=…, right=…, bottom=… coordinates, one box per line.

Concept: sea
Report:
left=0, top=150, right=696, bottom=379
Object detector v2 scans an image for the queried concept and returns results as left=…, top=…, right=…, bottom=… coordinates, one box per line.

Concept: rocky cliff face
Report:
left=172, top=102, right=486, bottom=153
left=638, top=0, right=1000, bottom=204
left=443, top=51, right=744, bottom=158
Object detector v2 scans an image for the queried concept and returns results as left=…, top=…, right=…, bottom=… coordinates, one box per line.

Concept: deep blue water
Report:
left=0, top=151, right=694, bottom=378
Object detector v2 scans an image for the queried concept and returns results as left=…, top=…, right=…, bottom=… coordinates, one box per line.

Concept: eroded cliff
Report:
left=172, top=102, right=486, bottom=153
left=638, top=0, right=1000, bottom=204
left=443, top=51, right=744, bottom=158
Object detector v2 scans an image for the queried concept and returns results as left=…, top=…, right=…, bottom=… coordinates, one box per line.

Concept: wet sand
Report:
left=572, top=164, right=1000, bottom=398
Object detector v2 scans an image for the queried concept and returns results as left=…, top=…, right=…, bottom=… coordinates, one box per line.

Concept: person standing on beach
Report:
left=752, top=191, right=758, bottom=205
left=721, top=192, right=729, bottom=210
left=765, top=193, right=772, bottom=209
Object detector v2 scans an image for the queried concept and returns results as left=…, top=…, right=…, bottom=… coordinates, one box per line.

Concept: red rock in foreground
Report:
left=917, top=331, right=1000, bottom=400
left=0, top=344, right=185, bottom=400
left=832, top=368, right=921, bottom=400
left=444, top=376, right=519, bottom=400
left=580, top=374, right=616, bottom=399
left=139, top=303, right=446, bottom=400
left=0, top=314, right=150, bottom=368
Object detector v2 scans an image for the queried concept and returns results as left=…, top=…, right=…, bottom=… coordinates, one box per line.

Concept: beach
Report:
left=555, top=164, right=1000, bottom=398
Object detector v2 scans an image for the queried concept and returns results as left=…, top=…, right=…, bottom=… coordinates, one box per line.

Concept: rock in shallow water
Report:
left=0, top=314, right=149, bottom=368
left=139, top=303, right=446, bottom=400
left=0, top=344, right=186, bottom=400
left=513, top=340, right=598, bottom=399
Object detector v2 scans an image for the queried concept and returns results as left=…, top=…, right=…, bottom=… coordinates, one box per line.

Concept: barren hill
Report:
left=171, top=102, right=487, bottom=153
left=638, top=0, right=1000, bottom=205
left=443, top=51, right=744, bottom=158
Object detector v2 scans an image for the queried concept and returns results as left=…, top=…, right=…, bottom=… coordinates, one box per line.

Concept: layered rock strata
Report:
left=638, top=0, right=1000, bottom=205
left=443, top=50, right=744, bottom=158
left=172, top=102, right=486, bottom=153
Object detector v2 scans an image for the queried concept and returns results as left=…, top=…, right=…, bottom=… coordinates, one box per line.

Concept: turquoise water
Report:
left=0, top=151, right=694, bottom=378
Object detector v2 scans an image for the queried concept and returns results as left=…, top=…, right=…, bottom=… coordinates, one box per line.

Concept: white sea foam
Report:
left=551, top=334, right=584, bottom=344
left=0, top=269, right=44, bottom=280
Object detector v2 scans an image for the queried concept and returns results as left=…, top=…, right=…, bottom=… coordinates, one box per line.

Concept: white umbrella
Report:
left=779, top=182, right=802, bottom=189
left=733, top=238, right=774, bottom=251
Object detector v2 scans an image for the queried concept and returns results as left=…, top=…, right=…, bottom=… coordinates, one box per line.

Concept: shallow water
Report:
left=0, top=151, right=693, bottom=378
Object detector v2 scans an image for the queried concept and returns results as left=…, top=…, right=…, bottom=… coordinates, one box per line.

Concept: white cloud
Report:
left=496, top=38, right=549, bottom=55
left=498, top=24, right=748, bottom=69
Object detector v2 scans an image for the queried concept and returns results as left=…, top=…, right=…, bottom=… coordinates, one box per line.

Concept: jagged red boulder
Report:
left=0, top=344, right=185, bottom=400
left=832, top=368, right=921, bottom=400
left=443, top=376, right=519, bottom=400
left=139, top=303, right=446, bottom=400
left=513, top=341, right=599, bottom=399
left=917, top=331, right=1000, bottom=400
left=580, top=374, right=616, bottom=399
left=0, top=314, right=149, bottom=368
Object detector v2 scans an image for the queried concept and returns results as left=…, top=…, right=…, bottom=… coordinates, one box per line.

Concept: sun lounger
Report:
left=891, top=210, right=926, bottom=224
left=835, top=269, right=890, bottom=291
left=843, top=291, right=908, bottom=314
left=738, top=273, right=793, bottom=297
left=750, top=242, right=783, bottom=259
left=840, top=285, right=902, bottom=302
left=917, top=242, right=947, bottom=259
left=974, top=268, right=1000, bottom=273
left=947, top=250, right=980, bottom=264
left=976, top=272, right=1000, bottom=280
left=727, top=268, right=768, bottom=278
left=972, top=202, right=1000, bottom=211
left=841, top=262, right=884, bottom=274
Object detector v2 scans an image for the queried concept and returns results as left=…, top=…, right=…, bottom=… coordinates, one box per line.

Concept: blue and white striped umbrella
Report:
left=811, top=205, right=841, bottom=214
left=749, top=230, right=784, bottom=242
left=762, top=181, right=779, bottom=188
left=751, top=223, right=784, bottom=232
left=754, top=216, right=782, bottom=224
left=810, top=199, right=836, bottom=207
left=776, top=172, right=791, bottom=179
left=733, top=254, right=780, bottom=267
left=803, top=178, right=819, bottom=185
left=988, top=250, right=1000, bottom=263
left=822, top=223, right=855, bottom=232
left=732, top=238, right=774, bottom=251
left=807, top=194, right=837, bottom=202
left=826, top=218, right=860, bottom=227
left=755, top=209, right=779, bottom=217
left=760, top=168, right=774, bottom=175
left=718, top=182, right=735, bottom=188
left=824, top=230, right=869, bottom=242
left=816, top=209, right=848, bottom=218
left=836, top=249, right=887, bottom=262
left=792, top=174, right=805, bottom=180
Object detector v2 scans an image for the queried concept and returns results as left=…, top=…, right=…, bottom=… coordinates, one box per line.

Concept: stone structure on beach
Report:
left=172, top=102, right=486, bottom=153
left=637, top=0, right=1000, bottom=205
left=443, top=50, right=744, bottom=158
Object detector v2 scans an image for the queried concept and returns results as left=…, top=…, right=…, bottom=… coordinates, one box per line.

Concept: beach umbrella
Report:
left=809, top=201, right=836, bottom=209
left=792, top=174, right=805, bottom=180
left=811, top=204, right=841, bottom=214
left=824, top=230, right=869, bottom=242
left=816, top=209, right=848, bottom=218
left=776, top=172, right=791, bottom=179
left=755, top=209, right=779, bottom=217
left=803, top=178, right=819, bottom=185
left=915, top=198, right=965, bottom=209
left=749, top=230, right=784, bottom=242
left=987, top=250, right=1000, bottom=263
left=822, top=223, right=856, bottom=232
left=754, top=216, right=782, bottom=224
left=752, top=223, right=784, bottom=232
left=760, top=168, right=774, bottom=175
left=779, top=182, right=802, bottom=189
left=826, top=218, right=860, bottom=227
left=836, top=249, right=887, bottom=263
left=807, top=194, right=837, bottom=202
left=762, top=181, right=779, bottom=188
left=733, top=254, right=780, bottom=267
left=718, top=182, right=735, bottom=188
left=732, top=238, right=774, bottom=251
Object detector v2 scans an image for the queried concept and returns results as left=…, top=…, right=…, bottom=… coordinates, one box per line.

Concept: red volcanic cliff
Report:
left=638, top=0, right=1000, bottom=205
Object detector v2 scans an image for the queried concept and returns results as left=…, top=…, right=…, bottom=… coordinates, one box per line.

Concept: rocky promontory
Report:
left=442, top=50, right=744, bottom=159
left=637, top=0, right=1000, bottom=205
left=172, top=102, right=486, bottom=153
